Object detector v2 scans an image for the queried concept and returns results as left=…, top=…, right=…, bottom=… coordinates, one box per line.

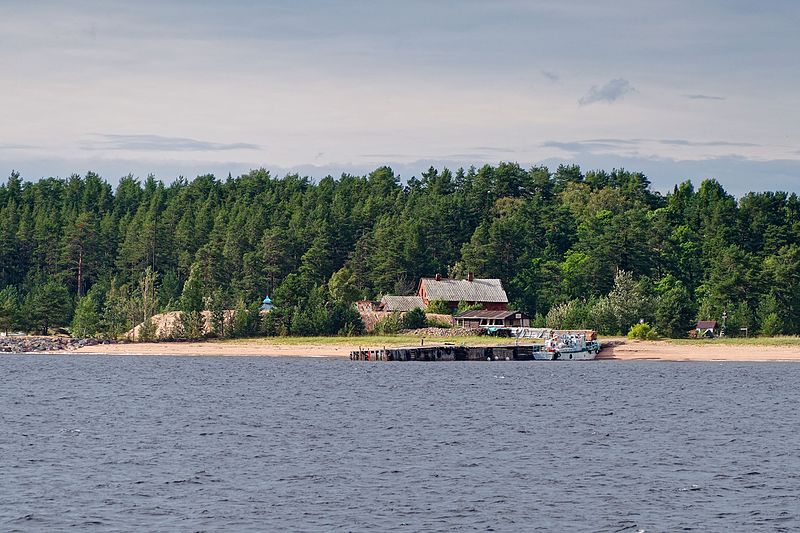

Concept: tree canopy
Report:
left=1, top=165, right=798, bottom=338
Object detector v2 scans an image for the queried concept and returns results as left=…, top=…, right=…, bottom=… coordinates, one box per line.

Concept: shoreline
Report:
left=62, top=337, right=800, bottom=361
left=597, top=339, right=800, bottom=362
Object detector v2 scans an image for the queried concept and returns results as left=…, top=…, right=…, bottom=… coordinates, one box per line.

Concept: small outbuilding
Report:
left=695, top=320, right=717, bottom=338
left=455, top=309, right=530, bottom=329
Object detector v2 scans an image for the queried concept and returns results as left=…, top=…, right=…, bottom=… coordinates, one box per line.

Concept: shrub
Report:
left=587, top=296, right=618, bottom=335
left=426, top=299, right=450, bottom=315
left=138, top=316, right=157, bottom=342
left=374, top=312, right=403, bottom=335
left=627, top=322, right=659, bottom=340
left=425, top=316, right=453, bottom=329
left=401, top=307, right=427, bottom=330
left=457, top=300, right=483, bottom=314
left=71, top=295, right=100, bottom=338
left=545, top=299, right=590, bottom=329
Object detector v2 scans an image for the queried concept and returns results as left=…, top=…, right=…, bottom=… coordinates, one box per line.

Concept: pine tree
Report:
left=25, top=280, right=72, bottom=334
left=0, top=286, right=18, bottom=334
left=71, top=295, right=100, bottom=338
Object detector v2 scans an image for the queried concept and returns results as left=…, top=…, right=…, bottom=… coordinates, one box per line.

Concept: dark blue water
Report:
left=1, top=356, right=799, bottom=532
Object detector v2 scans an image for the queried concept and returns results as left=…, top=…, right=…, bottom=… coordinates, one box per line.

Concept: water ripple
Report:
left=1, top=356, right=799, bottom=531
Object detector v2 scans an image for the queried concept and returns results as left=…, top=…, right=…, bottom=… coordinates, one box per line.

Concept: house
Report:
left=695, top=320, right=717, bottom=338
left=418, top=273, right=509, bottom=311
left=455, top=310, right=530, bottom=329
left=380, top=295, right=426, bottom=312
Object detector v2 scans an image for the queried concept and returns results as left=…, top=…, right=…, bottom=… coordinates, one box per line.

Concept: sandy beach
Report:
left=69, top=338, right=800, bottom=361
left=598, top=339, right=800, bottom=362
left=72, top=340, right=356, bottom=358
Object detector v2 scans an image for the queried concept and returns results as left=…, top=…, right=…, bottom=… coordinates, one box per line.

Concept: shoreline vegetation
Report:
left=3, top=166, right=800, bottom=345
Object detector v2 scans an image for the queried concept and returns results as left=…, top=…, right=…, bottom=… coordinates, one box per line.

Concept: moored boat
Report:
left=536, top=332, right=601, bottom=360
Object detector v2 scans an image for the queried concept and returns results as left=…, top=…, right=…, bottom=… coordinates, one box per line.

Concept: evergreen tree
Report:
left=179, top=263, right=206, bottom=339
left=0, top=286, right=18, bottom=334
left=653, top=275, right=694, bottom=338
left=71, top=295, right=100, bottom=337
left=2, top=164, right=800, bottom=339
left=25, top=280, right=72, bottom=334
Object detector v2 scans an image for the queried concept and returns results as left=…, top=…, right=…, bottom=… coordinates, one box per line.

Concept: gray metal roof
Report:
left=421, top=277, right=508, bottom=303
left=380, top=295, right=426, bottom=312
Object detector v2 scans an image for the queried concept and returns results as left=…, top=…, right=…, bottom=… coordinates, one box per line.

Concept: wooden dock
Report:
left=350, top=344, right=545, bottom=361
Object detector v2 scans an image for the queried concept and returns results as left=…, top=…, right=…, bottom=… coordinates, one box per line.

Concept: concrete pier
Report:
left=350, top=344, right=545, bottom=361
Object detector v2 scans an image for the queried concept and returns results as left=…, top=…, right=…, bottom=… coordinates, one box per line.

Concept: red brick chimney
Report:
left=467, top=272, right=474, bottom=282
left=435, top=273, right=441, bottom=281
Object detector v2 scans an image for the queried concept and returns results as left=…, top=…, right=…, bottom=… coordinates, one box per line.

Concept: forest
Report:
left=0, top=163, right=798, bottom=339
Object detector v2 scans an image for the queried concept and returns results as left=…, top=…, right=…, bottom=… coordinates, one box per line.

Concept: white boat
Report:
left=535, top=332, right=601, bottom=360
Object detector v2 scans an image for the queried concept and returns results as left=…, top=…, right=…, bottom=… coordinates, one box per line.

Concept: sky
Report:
left=1, top=0, right=799, bottom=195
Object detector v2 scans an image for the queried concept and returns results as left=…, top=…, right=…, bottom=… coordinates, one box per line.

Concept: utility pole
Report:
left=721, top=311, right=727, bottom=337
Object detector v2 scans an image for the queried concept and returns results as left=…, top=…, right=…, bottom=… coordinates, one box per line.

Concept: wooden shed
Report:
left=695, top=320, right=718, bottom=338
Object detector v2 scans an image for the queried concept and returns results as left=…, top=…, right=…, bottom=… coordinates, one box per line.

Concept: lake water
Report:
left=1, top=355, right=799, bottom=532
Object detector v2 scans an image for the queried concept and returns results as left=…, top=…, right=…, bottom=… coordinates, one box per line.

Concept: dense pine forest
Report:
left=0, top=163, right=799, bottom=339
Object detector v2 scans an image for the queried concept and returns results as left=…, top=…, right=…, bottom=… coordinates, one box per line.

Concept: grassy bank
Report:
left=218, top=335, right=537, bottom=347
left=206, top=334, right=800, bottom=348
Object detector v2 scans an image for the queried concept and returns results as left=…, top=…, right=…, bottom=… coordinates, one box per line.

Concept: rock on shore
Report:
left=0, top=336, right=107, bottom=353
left=399, top=327, right=485, bottom=337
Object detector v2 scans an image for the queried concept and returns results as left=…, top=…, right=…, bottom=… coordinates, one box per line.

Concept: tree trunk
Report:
left=77, top=248, right=84, bottom=297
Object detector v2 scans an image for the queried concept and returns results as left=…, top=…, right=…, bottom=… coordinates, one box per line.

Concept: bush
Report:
left=71, top=295, right=100, bottom=338
left=178, top=310, right=204, bottom=340
left=374, top=312, right=404, bottom=335
left=545, top=299, right=590, bottom=329
left=587, top=296, right=618, bottom=335
left=426, top=299, right=450, bottom=315
left=757, top=294, right=783, bottom=336
left=329, top=302, right=365, bottom=336
left=261, top=307, right=290, bottom=337
left=425, top=316, right=453, bottom=328
left=401, top=307, right=427, bottom=330
left=457, top=300, right=483, bottom=313
left=760, top=313, right=783, bottom=337
left=627, top=322, right=659, bottom=340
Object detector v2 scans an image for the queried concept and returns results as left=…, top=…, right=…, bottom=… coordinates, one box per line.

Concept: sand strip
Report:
left=67, top=338, right=800, bottom=361
left=599, top=340, right=800, bottom=362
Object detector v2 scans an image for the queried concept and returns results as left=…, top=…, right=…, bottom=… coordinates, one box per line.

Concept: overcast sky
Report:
left=1, top=0, right=799, bottom=194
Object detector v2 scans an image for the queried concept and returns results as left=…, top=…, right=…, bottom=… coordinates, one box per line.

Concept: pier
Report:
left=350, top=344, right=545, bottom=361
